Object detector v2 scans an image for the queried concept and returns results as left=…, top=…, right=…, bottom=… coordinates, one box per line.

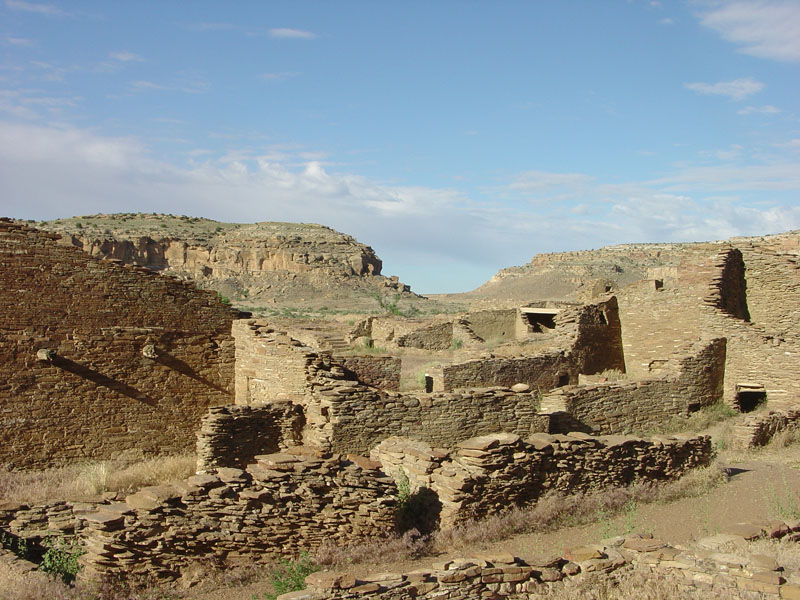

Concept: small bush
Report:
left=40, top=536, right=84, bottom=584
left=260, top=553, right=318, bottom=600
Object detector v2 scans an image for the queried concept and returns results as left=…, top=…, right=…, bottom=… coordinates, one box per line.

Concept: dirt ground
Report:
left=183, top=442, right=800, bottom=600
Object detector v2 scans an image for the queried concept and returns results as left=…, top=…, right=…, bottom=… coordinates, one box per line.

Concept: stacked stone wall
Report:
left=372, top=432, right=711, bottom=528
left=739, top=245, right=800, bottom=339
left=233, top=320, right=317, bottom=405
left=0, top=221, right=243, bottom=469
left=195, top=402, right=305, bottom=471
left=543, top=338, right=725, bottom=435
left=78, top=450, right=396, bottom=581
left=441, top=297, right=625, bottom=392
left=441, top=353, right=575, bottom=392
left=336, top=355, right=401, bottom=391
left=396, top=322, right=453, bottom=350
left=463, top=309, right=518, bottom=342
left=321, top=384, right=546, bottom=455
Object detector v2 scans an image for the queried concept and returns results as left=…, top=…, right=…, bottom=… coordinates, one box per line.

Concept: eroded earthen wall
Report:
left=0, top=221, right=242, bottom=469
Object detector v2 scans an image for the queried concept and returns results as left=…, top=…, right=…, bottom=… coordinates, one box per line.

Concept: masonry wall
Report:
left=321, top=385, right=547, bottom=455
left=336, top=355, right=401, bottom=391
left=372, top=432, right=712, bottom=528
left=440, top=297, right=625, bottom=392
left=78, top=450, right=397, bottom=582
left=233, top=320, right=315, bottom=405
left=0, top=221, right=243, bottom=469
left=195, top=402, right=305, bottom=472
left=441, top=352, right=576, bottom=392
left=396, top=322, right=453, bottom=350
left=464, top=309, right=518, bottom=342
left=543, top=338, right=726, bottom=435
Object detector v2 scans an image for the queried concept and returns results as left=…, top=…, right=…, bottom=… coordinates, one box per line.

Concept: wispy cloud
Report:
left=3, top=35, right=35, bottom=47
left=259, top=72, right=298, bottom=81
left=129, top=80, right=168, bottom=91
left=184, top=22, right=236, bottom=32
left=659, top=17, right=675, bottom=25
left=5, top=0, right=67, bottom=16
left=738, top=104, right=781, bottom=115
left=109, top=51, right=143, bottom=62
left=697, top=1, right=800, bottom=63
left=684, top=77, right=763, bottom=100
left=268, top=28, right=316, bottom=40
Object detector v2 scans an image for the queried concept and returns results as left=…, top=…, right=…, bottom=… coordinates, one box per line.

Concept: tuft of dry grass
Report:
left=0, top=454, right=196, bottom=504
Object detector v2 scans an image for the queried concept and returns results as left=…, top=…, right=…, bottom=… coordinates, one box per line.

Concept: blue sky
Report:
left=1, top=1, right=799, bottom=293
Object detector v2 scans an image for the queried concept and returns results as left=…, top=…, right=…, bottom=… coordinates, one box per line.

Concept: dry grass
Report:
left=0, top=455, right=196, bottom=504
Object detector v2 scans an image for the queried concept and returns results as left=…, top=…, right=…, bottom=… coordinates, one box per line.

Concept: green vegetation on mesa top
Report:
left=34, top=213, right=359, bottom=244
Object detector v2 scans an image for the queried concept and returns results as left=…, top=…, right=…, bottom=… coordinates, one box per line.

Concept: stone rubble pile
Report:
left=284, top=520, right=800, bottom=600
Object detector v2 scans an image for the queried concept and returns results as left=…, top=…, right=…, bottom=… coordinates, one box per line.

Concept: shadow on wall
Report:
left=51, top=355, right=157, bottom=406
left=156, top=351, right=229, bottom=394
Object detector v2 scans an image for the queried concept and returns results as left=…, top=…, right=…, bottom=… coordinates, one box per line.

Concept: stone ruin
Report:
left=3, top=219, right=800, bottom=597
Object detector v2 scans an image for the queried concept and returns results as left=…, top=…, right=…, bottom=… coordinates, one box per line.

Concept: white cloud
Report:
left=268, top=28, right=317, bottom=40
left=659, top=17, right=675, bottom=25
left=684, top=78, right=764, bottom=100
left=737, top=104, right=781, bottom=115
left=109, top=51, right=143, bottom=62
left=5, top=0, right=67, bottom=16
left=259, top=72, right=298, bottom=81
left=697, top=1, right=800, bottom=62
left=1, top=122, right=799, bottom=293
left=3, top=35, right=34, bottom=46
left=775, top=138, right=800, bottom=150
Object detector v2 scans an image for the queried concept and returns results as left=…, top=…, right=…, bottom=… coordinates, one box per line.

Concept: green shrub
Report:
left=0, top=532, right=30, bottom=560
left=259, top=553, right=318, bottom=600
left=40, top=536, right=84, bottom=584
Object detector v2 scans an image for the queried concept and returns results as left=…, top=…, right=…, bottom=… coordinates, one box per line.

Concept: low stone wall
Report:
left=541, top=338, right=726, bottom=435
left=336, top=355, right=401, bottom=391
left=78, top=449, right=397, bottom=582
left=734, top=407, right=800, bottom=448
left=396, top=322, right=453, bottom=350
left=441, top=352, right=576, bottom=392
left=195, top=402, right=305, bottom=472
left=286, top=521, right=800, bottom=600
left=321, top=385, right=546, bottom=455
left=372, top=432, right=712, bottom=528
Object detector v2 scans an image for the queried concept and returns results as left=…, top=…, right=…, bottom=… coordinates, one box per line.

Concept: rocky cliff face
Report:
left=35, top=214, right=409, bottom=303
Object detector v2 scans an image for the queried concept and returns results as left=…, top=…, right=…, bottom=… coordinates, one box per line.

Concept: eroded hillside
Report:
left=34, top=213, right=418, bottom=312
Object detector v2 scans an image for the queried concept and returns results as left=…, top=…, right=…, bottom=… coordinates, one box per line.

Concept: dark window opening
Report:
left=604, top=285, right=612, bottom=293
left=736, top=390, right=766, bottom=413
left=522, top=312, right=557, bottom=333
left=687, top=402, right=701, bottom=414
left=654, top=279, right=664, bottom=290
left=557, top=373, right=570, bottom=387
